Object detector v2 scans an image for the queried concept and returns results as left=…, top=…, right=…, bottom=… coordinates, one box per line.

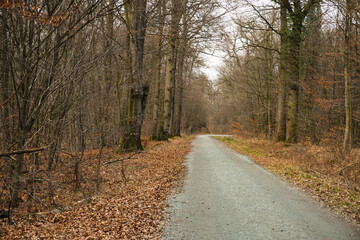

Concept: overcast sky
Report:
left=199, top=4, right=236, bottom=82
left=200, top=53, right=223, bottom=81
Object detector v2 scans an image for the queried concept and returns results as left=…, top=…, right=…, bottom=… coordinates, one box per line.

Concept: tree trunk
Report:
left=169, top=48, right=178, bottom=136
left=285, top=0, right=303, bottom=143
left=159, top=41, right=176, bottom=140
left=343, top=0, right=352, bottom=149
left=276, top=2, right=288, bottom=142
left=265, top=29, right=273, bottom=139
left=0, top=11, right=11, bottom=150
left=11, top=131, right=26, bottom=207
left=174, top=13, right=188, bottom=137
left=159, top=0, right=183, bottom=140
left=151, top=0, right=165, bottom=140
left=119, top=0, right=149, bottom=151
left=174, top=49, right=185, bottom=136
left=151, top=48, right=163, bottom=140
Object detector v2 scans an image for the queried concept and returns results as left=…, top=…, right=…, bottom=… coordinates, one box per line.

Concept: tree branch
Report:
left=104, top=152, right=139, bottom=164
left=302, top=0, right=321, bottom=17
left=0, top=147, right=47, bottom=157
left=248, top=3, right=280, bottom=35
left=282, top=0, right=293, bottom=14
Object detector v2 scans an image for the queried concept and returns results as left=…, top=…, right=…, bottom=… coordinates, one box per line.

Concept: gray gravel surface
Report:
left=162, top=135, right=360, bottom=240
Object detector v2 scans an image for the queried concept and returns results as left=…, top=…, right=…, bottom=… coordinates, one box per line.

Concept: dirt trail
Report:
left=162, top=135, right=360, bottom=240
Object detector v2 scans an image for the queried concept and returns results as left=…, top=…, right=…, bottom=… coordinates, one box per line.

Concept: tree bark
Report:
left=119, top=0, right=149, bottom=151
left=343, top=0, right=352, bottom=149
left=159, top=0, right=183, bottom=140
left=169, top=47, right=178, bottom=136
left=151, top=0, right=165, bottom=140
left=285, top=0, right=305, bottom=143
left=174, top=12, right=188, bottom=137
left=276, top=1, right=288, bottom=142
left=174, top=48, right=185, bottom=136
left=265, top=32, right=273, bottom=139
left=0, top=10, right=11, bottom=150
left=276, top=0, right=319, bottom=143
left=159, top=40, right=176, bottom=140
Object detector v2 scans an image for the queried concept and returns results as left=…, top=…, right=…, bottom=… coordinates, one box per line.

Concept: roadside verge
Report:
left=215, top=136, right=360, bottom=227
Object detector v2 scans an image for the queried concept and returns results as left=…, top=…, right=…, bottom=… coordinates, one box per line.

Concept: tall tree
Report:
left=343, top=0, right=353, bottom=149
left=276, top=0, right=289, bottom=141
left=158, top=0, right=184, bottom=140
left=151, top=0, right=166, bottom=140
left=300, top=1, right=322, bottom=142
left=119, top=0, right=149, bottom=150
left=280, top=0, right=320, bottom=142
left=0, top=8, right=10, bottom=150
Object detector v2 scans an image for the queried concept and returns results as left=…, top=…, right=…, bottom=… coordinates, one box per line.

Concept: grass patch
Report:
left=214, top=136, right=239, bottom=143
left=302, top=173, right=312, bottom=179
left=215, top=136, right=263, bottom=156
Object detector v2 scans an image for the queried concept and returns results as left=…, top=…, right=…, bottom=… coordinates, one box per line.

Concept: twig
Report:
left=104, top=152, right=139, bottom=165
left=105, top=151, right=140, bottom=182
left=338, top=162, right=360, bottom=175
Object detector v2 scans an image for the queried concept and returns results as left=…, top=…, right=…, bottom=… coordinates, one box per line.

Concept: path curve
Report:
left=162, top=135, right=360, bottom=240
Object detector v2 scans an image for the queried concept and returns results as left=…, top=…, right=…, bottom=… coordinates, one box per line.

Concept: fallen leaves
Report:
left=0, top=137, right=192, bottom=239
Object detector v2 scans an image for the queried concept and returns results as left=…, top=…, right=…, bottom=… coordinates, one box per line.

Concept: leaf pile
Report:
left=216, top=136, right=360, bottom=226
left=1, top=137, right=192, bottom=239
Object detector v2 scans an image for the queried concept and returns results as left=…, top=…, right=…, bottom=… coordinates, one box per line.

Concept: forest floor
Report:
left=215, top=135, right=360, bottom=226
left=0, top=137, right=192, bottom=239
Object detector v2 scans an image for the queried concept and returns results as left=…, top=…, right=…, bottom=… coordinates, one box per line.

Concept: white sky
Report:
left=200, top=54, right=223, bottom=81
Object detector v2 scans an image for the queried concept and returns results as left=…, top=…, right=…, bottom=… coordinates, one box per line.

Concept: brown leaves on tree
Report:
left=1, top=138, right=192, bottom=239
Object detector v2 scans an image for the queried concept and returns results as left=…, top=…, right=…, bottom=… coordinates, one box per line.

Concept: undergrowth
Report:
left=1, top=138, right=192, bottom=239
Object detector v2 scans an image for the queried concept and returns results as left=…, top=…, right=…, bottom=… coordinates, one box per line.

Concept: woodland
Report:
left=0, top=0, right=360, bottom=238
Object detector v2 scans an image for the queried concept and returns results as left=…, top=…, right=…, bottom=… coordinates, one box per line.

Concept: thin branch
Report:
left=247, top=3, right=280, bottom=35
left=104, top=152, right=139, bottom=165
left=245, top=43, right=280, bottom=54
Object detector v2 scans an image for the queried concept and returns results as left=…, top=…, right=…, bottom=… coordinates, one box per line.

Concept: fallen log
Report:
left=0, top=147, right=46, bottom=157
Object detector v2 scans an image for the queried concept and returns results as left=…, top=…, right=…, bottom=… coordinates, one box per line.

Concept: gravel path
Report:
left=162, top=135, right=360, bottom=240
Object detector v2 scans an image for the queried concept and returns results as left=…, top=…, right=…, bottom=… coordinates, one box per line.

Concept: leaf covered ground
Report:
left=1, top=137, right=192, bottom=239
left=215, top=136, right=360, bottom=226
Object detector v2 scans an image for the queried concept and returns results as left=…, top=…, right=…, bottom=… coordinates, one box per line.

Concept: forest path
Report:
left=162, top=135, right=360, bottom=240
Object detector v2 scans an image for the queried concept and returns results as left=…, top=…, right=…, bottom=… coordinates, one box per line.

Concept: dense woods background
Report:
left=216, top=0, right=360, bottom=148
left=0, top=0, right=359, bottom=221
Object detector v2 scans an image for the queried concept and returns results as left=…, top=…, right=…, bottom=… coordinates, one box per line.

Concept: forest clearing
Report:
left=1, top=0, right=360, bottom=239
